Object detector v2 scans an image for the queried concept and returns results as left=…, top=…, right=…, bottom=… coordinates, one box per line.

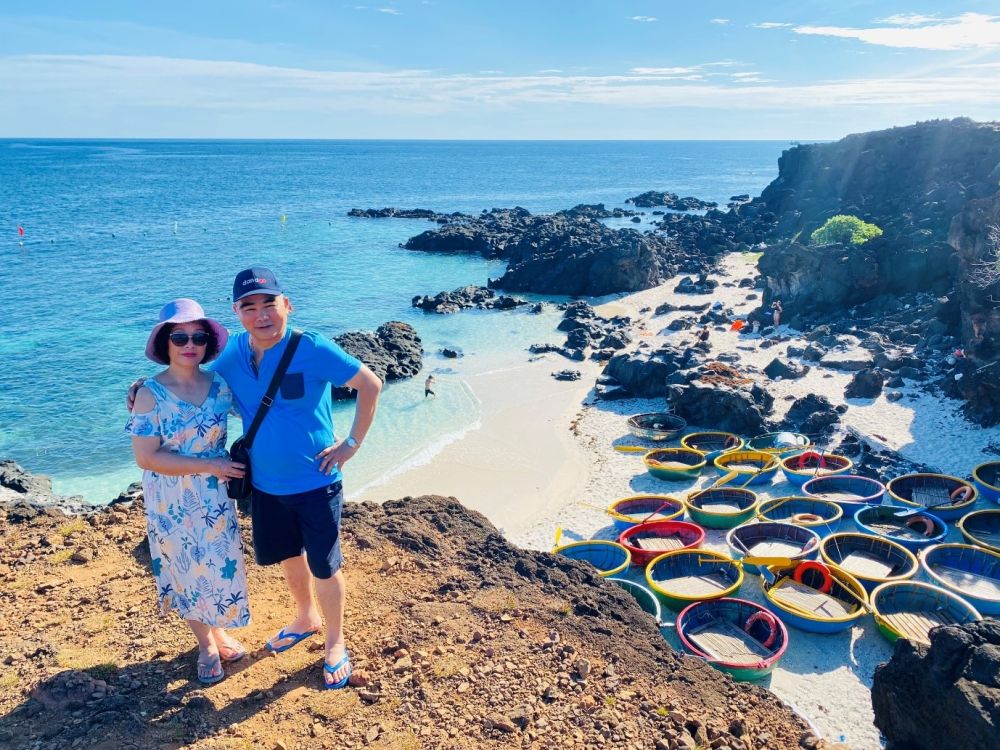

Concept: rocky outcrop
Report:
left=626, top=191, right=717, bottom=211
left=349, top=207, right=456, bottom=221
left=666, top=381, right=773, bottom=435
left=602, top=345, right=701, bottom=398
left=332, top=322, right=423, bottom=399
left=0, top=460, right=91, bottom=520
left=845, top=369, right=884, bottom=399
left=412, top=285, right=526, bottom=314
left=777, top=394, right=844, bottom=438
left=872, top=620, right=1000, bottom=750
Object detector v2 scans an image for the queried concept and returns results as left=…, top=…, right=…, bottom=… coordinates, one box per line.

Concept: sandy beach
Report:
left=361, top=252, right=999, bottom=750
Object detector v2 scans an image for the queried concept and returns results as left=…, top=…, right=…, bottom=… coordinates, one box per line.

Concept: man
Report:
left=424, top=374, right=436, bottom=398
left=130, top=267, right=381, bottom=689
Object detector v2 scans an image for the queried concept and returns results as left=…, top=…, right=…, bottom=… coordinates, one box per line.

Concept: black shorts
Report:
left=250, top=481, right=344, bottom=579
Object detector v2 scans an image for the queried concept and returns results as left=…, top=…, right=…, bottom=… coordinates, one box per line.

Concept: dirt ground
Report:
left=0, top=493, right=835, bottom=750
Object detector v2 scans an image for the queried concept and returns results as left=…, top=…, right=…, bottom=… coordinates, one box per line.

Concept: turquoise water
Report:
left=1, top=140, right=786, bottom=502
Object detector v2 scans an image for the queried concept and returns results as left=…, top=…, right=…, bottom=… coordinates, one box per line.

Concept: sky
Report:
left=1, top=2, right=999, bottom=139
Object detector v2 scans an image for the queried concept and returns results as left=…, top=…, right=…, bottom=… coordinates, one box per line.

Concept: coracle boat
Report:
left=726, top=522, right=819, bottom=574
left=853, top=506, right=947, bottom=552
left=780, top=451, right=853, bottom=487
left=676, top=598, right=788, bottom=681
left=686, top=487, right=759, bottom=529
left=746, top=431, right=810, bottom=453
left=713, top=450, right=781, bottom=486
left=644, top=447, right=706, bottom=482
left=618, top=520, right=705, bottom=567
left=608, top=578, right=664, bottom=626
left=919, top=543, right=1000, bottom=616
left=870, top=581, right=981, bottom=646
left=819, top=533, right=918, bottom=592
left=646, top=549, right=744, bottom=611
left=958, top=509, right=1000, bottom=553
left=972, top=461, right=1000, bottom=504
left=606, top=495, right=685, bottom=533
left=885, top=473, right=977, bottom=522
left=761, top=561, right=869, bottom=633
left=553, top=540, right=630, bottom=578
left=628, top=412, right=687, bottom=442
left=802, top=474, right=886, bottom=515
left=680, top=431, right=743, bottom=463
left=757, top=496, right=843, bottom=536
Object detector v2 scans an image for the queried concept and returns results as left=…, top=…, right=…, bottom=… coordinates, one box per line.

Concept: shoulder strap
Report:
left=242, top=329, right=303, bottom=449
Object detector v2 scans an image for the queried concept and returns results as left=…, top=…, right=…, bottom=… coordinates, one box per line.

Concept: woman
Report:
left=126, top=299, right=250, bottom=684
left=771, top=299, right=783, bottom=328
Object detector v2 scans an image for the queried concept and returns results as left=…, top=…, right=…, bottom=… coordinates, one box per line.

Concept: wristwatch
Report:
left=345, top=435, right=359, bottom=449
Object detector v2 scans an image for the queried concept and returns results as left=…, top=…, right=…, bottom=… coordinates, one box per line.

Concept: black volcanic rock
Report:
left=626, top=191, right=718, bottom=210
left=763, top=358, right=808, bottom=380
left=603, top=345, right=700, bottom=398
left=845, top=368, right=885, bottom=399
left=411, top=285, right=526, bottom=314
left=666, top=382, right=773, bottom=435
left=332, top=322, right=422, bottom=399
left=872, top=620, right=1000, bottom=750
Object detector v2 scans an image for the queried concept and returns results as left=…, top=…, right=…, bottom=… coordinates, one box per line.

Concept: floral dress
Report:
left=125, top=374, right=251, bottom=628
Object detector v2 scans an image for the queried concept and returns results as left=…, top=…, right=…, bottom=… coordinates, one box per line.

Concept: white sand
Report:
left=363, top=253, right=999, bottom=750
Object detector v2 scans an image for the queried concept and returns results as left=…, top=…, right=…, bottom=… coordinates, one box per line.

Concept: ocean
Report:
left=0, top=139, right=787, bottom=502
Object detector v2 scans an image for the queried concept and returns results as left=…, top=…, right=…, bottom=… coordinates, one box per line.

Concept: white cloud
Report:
left=710, top=18, right=730, bottom=25
left=794, top=12, right=1000, bottom=50
left=538, top=68, right=563, bottom=74
left=630, top=16, right=657, bottom=23
left=378, top=7, right=400, bottom=14
left=629, top=66, right=700, bottom=76
left=875, top=14, right=940, bottom=27
left=753, top=22, right=792, bottom=29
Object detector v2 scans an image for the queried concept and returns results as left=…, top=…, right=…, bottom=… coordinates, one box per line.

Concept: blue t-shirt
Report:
left=212, top=328, right=362, bottom=495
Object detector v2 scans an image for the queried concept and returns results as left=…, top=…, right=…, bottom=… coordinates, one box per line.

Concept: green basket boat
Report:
left=644, top=447, right=707, bottom=481
left=686, top=487, right=760, bottom=529
left=646, top=549, right=744, bottom=611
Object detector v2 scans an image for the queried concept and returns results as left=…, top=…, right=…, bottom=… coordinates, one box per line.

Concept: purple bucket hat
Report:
left=144, top=298, right=229, bottom=365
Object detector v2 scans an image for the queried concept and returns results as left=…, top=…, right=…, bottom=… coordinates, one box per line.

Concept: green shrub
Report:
left=810, top=215, right=883, bottom=246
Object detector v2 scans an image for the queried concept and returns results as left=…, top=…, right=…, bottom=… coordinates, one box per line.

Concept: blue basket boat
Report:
left=606, top=495, right=685, bottom=533
left=919, top=543, right=1000, bottom=616
left=853, top=506, right=947, bottom=552
left=972, top=462, right=1000, bottom=505
left=713, top=451, right=781, bottom=487
left=553, top=540, right=631, bottom=578
left=646, top=549, right=744, bottom=611
left=746, top=431, right=811, bottom=453
left=726, top=522, right=820, bottom=574
left=757, top=497, right=843, bottom=536
left=760, top=561, right=868, bottom=634
left=680, top=431, right=743, bottom=463
left=676, top=598, right=789, bottom=681
left=819, top=533, right=918, bottom=593
left=780, top=451, right=853, bottom=487
left=958, top=509, right=1000, bottom=554
left=686, top=487, right=760, bottom=529
left=644, top=447, right=707, bottom=482
left=871, top=581, right=981, bottom=646
left=885, top=473, right=977, bottom=522
left=608, top=578, right=664, bottom=626
left=802, top=474, right=886, bottom=516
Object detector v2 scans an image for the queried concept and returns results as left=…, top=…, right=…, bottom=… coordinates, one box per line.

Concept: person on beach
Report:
left=771, top=299, right=783, bottom=328
left=129, top=267, right=382, bottom=690
left=127, top=299, right=251, bottom=685
left=425, top=374, right=436, bottom=398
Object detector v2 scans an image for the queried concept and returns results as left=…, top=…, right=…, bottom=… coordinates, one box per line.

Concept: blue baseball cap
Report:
left=233, top=266, right=283, bottom=302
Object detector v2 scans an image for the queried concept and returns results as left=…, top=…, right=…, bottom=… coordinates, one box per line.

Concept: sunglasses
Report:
left=168, top=331, right=210, bottom=347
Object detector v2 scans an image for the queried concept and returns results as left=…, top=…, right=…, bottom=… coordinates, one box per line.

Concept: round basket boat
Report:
left=761, top=561, right=868, bottom=634
left=971, top=462, right=1000, bottom=505
left=870, top=581, right=981, bottom=646
left=676, top=598, right=789, bottom=681
left=680, top=431, right=744, bottom=463
left=780, top=452, right=853, bottom=487
left=919, top=543, right=1000, bottom=616
left=646, top=549, right=744, bottom=611
left=957, top=509, right=1000, bottom=554
left=628, top=412, right=687, bottom=442
left=618, top=520, right=706, bottom=567
left=644, top=447, right=707, bottom=482
left=713, top=451, right=781, bottom=486
left=757, top=496, right=843, bottom=536
left=726, top=522, right=820, bottom=574
left=853, top=505, right=947, bottom=552
left=886, top=473, right=978, bottom=521
left=686, top=487, right=759, bottom=529
left=819, top=533, right=918, bottom=593
left=746, top=432, right=811, bottom=454
left=553, top=540, right=631, bottom=578
left=608, top=578, right=664, bottom=626
left=802, top=474, right=886, bottom=516
left=606, top=495, right=685, bottom=533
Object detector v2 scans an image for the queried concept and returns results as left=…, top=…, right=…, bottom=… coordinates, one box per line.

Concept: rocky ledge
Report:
left=627, top=191, right=718, bottom=211
left=411, top=285, right=527, bottom=314
left=0, top=485, right=828, bottom=750
left=332, top=321, right=423, bottom=399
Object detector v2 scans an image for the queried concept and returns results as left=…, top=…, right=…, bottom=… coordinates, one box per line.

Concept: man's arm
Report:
left=316, top=364, right=382, bottom=475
